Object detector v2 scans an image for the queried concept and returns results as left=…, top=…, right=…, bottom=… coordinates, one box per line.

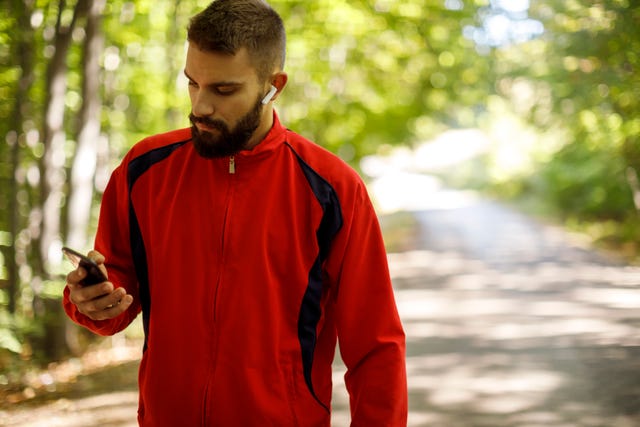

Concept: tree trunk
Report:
left=67, top=0, right=105, bottom=250
left=36, top=0, right=88, bottom=361
left=165, top=0, right=185, bottom=128
left=38, top=0, right=86, bottom=277
left=626, top=167, right=640, bottom=213
left=7, top=0, right=36, bottom=314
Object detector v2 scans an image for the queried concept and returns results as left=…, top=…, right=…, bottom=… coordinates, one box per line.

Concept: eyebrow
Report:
left=183, top=70, right=243, bottom=88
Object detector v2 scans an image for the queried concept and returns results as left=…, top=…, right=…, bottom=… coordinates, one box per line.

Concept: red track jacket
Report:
left=63, top=113, right=407, bottom=426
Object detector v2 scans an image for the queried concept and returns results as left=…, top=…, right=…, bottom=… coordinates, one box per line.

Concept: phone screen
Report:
left=62, top=247, right=107, bottom=286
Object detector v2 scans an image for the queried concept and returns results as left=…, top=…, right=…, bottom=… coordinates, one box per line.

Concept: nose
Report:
left=190, top=88, right=215, bottom=118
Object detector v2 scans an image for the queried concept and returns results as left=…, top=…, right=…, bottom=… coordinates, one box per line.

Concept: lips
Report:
left=190, top=114, right=227, bottom=135
left=195, top=122, right=219, bottom=133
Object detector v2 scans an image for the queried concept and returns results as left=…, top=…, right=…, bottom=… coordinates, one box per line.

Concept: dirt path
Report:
left=1, top=346, right=140, bottom=427
left=378, top=191, right=640, bottom=427
left=3, top=188, right=640, bottom=426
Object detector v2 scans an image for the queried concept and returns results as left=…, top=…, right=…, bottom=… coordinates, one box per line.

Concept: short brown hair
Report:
left=187, top=0, right=286, bottom=81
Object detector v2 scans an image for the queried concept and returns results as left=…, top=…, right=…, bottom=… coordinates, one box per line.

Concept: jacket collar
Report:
left=235, top=110, right=286, bottom=159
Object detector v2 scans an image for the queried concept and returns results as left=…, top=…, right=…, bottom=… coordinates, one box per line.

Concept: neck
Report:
left=245, top=107, right=274, bottom=151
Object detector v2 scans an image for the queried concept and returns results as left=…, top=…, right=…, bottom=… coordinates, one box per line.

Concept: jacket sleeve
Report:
left=62, top=159, right=142, bottom=336
left=326, top=178, right=408, bottom=426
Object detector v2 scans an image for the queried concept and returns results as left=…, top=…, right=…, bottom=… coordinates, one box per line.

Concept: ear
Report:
left=269, top=72, right=288, bottom=101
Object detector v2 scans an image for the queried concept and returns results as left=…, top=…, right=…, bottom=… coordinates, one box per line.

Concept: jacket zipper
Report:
left=204, top=156, right=236, bottom=425
left=229, top=156, right=235, bottom=174
left=214, top=158, right=236, bottom=320
left=215, top=155, right=236, bottom=317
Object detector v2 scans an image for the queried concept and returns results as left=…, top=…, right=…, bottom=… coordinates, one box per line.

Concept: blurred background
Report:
left=1, top=0, right=639, bottom=426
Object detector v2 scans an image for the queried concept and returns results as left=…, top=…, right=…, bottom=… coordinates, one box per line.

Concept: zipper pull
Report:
left=229, top=156, right=235, bottom=174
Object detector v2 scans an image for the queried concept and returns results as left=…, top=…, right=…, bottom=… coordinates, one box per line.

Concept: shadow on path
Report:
left=371, top=196, right=640, bottom=427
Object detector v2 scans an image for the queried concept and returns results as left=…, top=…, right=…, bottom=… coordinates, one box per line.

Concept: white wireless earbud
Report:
left=261, top=85, right=278, bottom=105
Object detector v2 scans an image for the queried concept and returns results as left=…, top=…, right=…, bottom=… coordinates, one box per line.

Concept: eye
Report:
left=187, top=79, right=198, bottom=88
left=215, top=86, right=236, bottom=96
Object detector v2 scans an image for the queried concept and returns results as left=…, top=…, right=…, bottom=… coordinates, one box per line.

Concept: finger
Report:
left=79, top=285, right=122, bottom=311
left=103, top=287, right=127, bottom=309
left=90, top=293, right=134, bottom=321
left=68, top=281, right=115, bottom=306
left=87, top=250, right=108, bottom=280
left=66, top=266, right=87, bottom=286
left=87, top=250, right=105, bottom=264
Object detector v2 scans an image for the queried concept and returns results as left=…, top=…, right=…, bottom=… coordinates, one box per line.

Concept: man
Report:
left=63, top=0, right=407, bottom=425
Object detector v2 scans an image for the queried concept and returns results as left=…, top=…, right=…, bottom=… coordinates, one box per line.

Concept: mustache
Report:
left=189, top=114, right=227, bottom=131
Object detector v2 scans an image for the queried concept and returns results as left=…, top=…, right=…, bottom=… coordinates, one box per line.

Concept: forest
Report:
left=1, top=0, right=638, bottom=385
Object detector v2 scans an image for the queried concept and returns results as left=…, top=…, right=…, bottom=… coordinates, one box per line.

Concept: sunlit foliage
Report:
left=488, top=1, right=640, bottom=247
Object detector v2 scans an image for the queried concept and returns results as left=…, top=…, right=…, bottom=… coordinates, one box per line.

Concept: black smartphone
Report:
left=62, top=246, right=107, bottom=286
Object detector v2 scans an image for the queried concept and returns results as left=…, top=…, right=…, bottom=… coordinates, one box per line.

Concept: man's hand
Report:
left=66, top=250, right=133, bottom=321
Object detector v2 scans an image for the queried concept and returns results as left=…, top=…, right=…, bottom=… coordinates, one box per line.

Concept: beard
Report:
left=189, top=94, right=263, bottom=158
